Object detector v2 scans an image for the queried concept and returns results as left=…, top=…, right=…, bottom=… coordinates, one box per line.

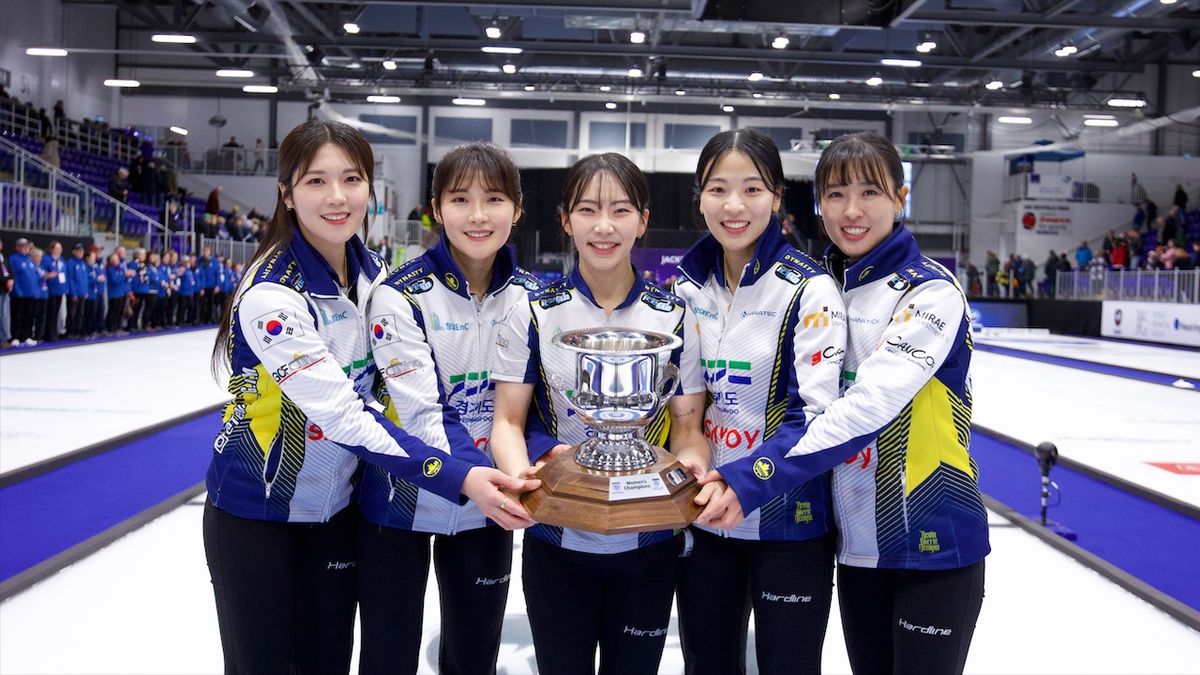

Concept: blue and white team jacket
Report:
left=721, top=226, right=990, bottom=570
left=360, top=236, right=541, bottom=535
left=207, top=230, right=480, bottom=523
left=491, top=268, right=705, bottom=554
left=674, top=222, right=846, bottom=542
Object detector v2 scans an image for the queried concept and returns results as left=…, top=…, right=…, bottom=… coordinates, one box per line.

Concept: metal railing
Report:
left=0, top=134, right=167, bottom=247
left=156, top=145, right=277, bottom=176
left=1055, top=269, right=1200, bottom=303
left=0, top=181, right=82, bottom=234
left=198, top=235, right=259, bottom=266
left=0, top=100, right=139, bottom=163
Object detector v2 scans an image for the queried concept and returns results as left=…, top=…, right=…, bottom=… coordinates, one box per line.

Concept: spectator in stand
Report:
left=0, top=239, right=10, bottom=347
left=129, top=248, right=150, bottom=331
left=40, top=241, right=66, bottom=342
left=1133, top=202, right=1147, bottom=230
left=1042, top=250, right=1059, bottom=297
left=223, top=136, right=242, bottom=148
left=995, top=259, right=1010, bottom=299
left=1162, top=213, right=1178, bottom=247
left=1109, top=236, right=1128, bottom=271
left=1102, top=229, right=1117, bottom=255
left=53, top=99, right=64, bottom=127
left=9, top=239, right=39, bottom=346
left=1190, top=242, right=1200, bottom=270
left=206, top=186, right=223, bottom=215
left=1163, top=241, right=1186, bottom=271
left=1125, top=228, right=1144, bottom=269
left=212, top=254, right=229, bottom=321
left=40, top=131, right=61, bottom=168
left=1074, top=240, right=1093, bottom=269
left=376, top=235, right=394, bottom=266
left=1145, top=198, right=1159, bottom=229
left=244, top=219, right=260, bottom=242
left=219, top=257, right=235, bottom=311
left=1174, top=184, right=1189, bottom=211
left=1146, top=247, right=1164, bottom=270
left=252, top=138, right=266, bottom=174
left=966, top=260, right=981, bottom=297
left=156, top=251, right=176, bottom=327
left=1058, top=252, right=1072, bottom=274
left=109, top=167, right=131, bottom=203
left=83, top=250, right=100, bottom=337
left=177, top=255, right=197, bottom=325
left=227, top=214, right=246, bottom=240
left=985, top=250, right=1000, bottom=297
left=37, top=108, right=52, bottom=139
left=142, top=160, right=163, bottom=208
left=65, top=243, right=88, bottom=339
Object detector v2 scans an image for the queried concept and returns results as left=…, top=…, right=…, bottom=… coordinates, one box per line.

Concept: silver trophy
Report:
left=522, top=327, right=701, bottom=534
left=550, top=328, right=681, bottom=471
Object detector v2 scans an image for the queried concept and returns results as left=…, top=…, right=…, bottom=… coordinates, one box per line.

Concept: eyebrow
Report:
left=301, top=168, right=361, bottom=177
left=826, top=179, right=881, bottom=188
left=574, top=198, right=633, bottom=207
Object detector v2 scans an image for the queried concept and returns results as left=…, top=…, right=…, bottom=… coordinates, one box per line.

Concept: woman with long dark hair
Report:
left=702, top=131, right=989, bottom=675
left=204, top=119, right=536, bottom=674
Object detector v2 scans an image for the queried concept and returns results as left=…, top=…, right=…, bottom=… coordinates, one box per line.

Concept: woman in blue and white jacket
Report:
left=491, top=153, right=710, bottom=675
left=705, top=131, right=989, bottom=675
left=673, top=128, right=847, bottom=675
left=358, top=142, right=542, bottom=674
left=204, top=120, right=535, bottom=675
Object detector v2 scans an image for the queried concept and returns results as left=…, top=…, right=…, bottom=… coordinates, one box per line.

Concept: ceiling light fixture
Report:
left=485, top=25, right=502, bottom=39
left=599, top=85, right=612, bottom=92
left=502, top=63, right=517, bottom=74
left=630, top=30, right=646, bottom=44
left=104, top=79, right=140, bottom=88
left=26, top=47, right=68, bottom=56
left=881, top=58, right=922, bottom=68
left=628, top=67, right=643, bottom=78
left=748, top=71, right=764, bottom=81
left=828, top=93, right=841, bottom=100
left=343, top=23, right=360, bottom=34
left=452, top=97, right=487, bottom=106
left=242, top=84, right=278, bottom=93
left=1107, top=97, right=1146, bottom=108
left=1054, top=43, right=1078, bottom=57
left=722, top=104, right=735, bottom=113
left=524, top=84, right=536, bottom=91
left=916, top=34, right=937, bottom=53
left=152, top=34, right=196, bottom=44
left=605, top=101, right=618, bottom=110
left=675, top=89, right=686, bottom=96
left=985, top=79, right=1004, bottom=90
left=216, top=69, right=254, bottom=78
left=1192, top=69, right=1199, bottom=77
left=1084, top=118, right=1119, bottom=127
left=382, top=60, right=396, bottom=70
left=866, top=76, right=883, bottom=86
left=998, top=116, right=1033, bottom=124
left=367, top=95, right=401, bottom=103
left=481, top=46, right=522, bottom=55
left=169, top=126, right=188, bottom=136
left=772, top=34, right=789, bottom=49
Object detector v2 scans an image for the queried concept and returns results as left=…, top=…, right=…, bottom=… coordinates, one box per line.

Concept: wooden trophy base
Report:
left=520, top=447, right=702, bottom=535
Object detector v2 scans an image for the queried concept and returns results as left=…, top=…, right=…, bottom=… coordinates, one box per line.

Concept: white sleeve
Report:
left=489, top=298, right=537, bottom=384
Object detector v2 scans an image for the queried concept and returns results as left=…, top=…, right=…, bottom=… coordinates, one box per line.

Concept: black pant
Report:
left=107, top=296, right=126, bottom=332
left=677, top=528, right=835, bottom=675
left=42, top=294, right=63, bottom=341
left=66, top=296, right=85, bottom=336
left=178, top=295, right=194, bottom=325
left=31, top=299, right=45, bottom=342
left=838, top=561, right=985, bottom=675
left=357, top=520, right=514, bottom=675
left=523, top=534, right=680, bottom=675
left=203, top=500, right=358, bottom=675
left=11, top=296, right=34, bottom=341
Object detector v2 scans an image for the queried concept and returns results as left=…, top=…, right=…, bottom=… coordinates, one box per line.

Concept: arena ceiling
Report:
left=66, top=0, right=1200, bottom=116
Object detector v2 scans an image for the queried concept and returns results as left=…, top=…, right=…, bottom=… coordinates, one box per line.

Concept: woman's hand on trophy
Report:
left=462, top=466, right=541, bottom=530
left=673, top=450, right=708, bottom=479
left=693, top=470, right=745, bottom=529
left=530, top=443, right=574, bottom=472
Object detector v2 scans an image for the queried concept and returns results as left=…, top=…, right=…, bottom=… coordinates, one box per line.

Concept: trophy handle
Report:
left=654, top=363, right=679, bottom=408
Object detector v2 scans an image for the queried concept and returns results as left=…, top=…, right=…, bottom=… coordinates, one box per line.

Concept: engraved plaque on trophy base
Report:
left=521, top=447, right=702, bottom=535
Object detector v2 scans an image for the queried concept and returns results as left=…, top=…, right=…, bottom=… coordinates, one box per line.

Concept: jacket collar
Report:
left=677, top=216, right=790, bottom=289
left=826, top=223, right=921, bottom=291
left=289, top=227, right=381, bottom=298
left=423, top=234, right=518, bottom=300
left=567, top=264, right=645, bottom=311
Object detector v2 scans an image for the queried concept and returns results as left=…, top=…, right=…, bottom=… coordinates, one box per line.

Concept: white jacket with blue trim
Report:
left=359, top=236, right=542, bottom=535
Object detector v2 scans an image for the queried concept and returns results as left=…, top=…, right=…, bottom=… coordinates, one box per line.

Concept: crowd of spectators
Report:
left=0, top=239, right=239, bottom=349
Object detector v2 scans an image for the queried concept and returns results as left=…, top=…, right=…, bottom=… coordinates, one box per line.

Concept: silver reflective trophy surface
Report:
left=552, top=328, right=681, bottom=471
left=521, top=327, right=702, bottom=534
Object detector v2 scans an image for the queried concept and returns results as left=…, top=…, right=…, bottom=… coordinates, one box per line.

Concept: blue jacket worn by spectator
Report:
left=178, top=266, right=197, bottom=296
left=131, top=259, right=151, bottom=295
left=89, top=261, right=104, bottom=300
left=204, top=256, right=221, bottom=291
left=220, top=263, right=235, bottom=294
left=10, top=250, right=39, bottom=298
left=106, top=262, right=130, bottom=297
left=66, top=256, right=89, bottom=297
left=1074, top=243, right=1093, bottom=269
left=42, top=254, right=66, bottom=297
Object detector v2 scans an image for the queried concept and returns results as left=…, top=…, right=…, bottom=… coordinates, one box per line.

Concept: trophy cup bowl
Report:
left=519, top=328, right=702, bottom=534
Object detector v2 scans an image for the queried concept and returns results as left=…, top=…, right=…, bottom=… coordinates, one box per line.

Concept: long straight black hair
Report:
left=210, top=119, right=376, bottom=376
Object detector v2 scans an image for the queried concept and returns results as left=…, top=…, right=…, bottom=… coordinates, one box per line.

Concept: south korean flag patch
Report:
left=369, top=314, right=400, bottom=347
left=253, top=309, right=306, bottom=350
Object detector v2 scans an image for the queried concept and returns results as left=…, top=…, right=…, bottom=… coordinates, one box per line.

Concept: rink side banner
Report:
left=1101, top=301, right=1200, bottom=348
